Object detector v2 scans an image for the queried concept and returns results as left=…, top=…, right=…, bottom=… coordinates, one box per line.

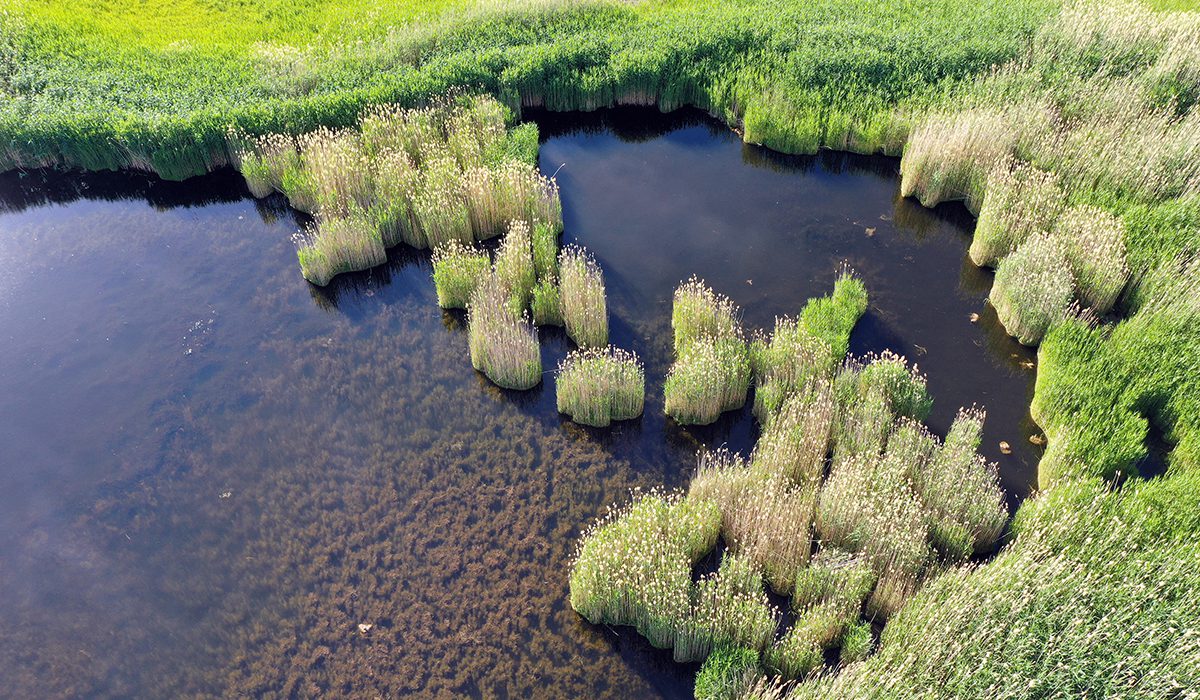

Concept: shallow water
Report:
left=0, top=108, right=1038, bottom=698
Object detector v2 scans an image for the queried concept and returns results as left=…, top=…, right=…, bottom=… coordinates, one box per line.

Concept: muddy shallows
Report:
left=0, top=108, right=1037, bottom=698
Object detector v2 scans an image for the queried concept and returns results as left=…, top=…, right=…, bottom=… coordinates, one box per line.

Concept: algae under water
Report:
left=0, top=108, right=1037, bottom=697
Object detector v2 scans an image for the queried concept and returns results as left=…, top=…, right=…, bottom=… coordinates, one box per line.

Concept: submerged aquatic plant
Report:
left=556, top=346, right=645, bottom=427
left=467, top=274, right=541, bottom=390
left=558, top=245, right=608, bottom=348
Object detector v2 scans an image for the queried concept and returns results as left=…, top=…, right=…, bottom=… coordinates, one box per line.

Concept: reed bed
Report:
left=664, top=336, right=751, bottom=425
left=556, top=346, right=645, bottom=427
left=532, top=221, right=560, bottom=282
left=467, top=274, right=541, bottom=390
left=234, top=94, right=562, bottom=285
left=431, top=241, right=490, bottom=309
left=673, top=276, right=743, bottom=354
left=569, top=490, right=721, bottom=650
left=558, top=245, right=608, bottom=348
left=751, top=271, right=867, bottom=422
left=750, top=380, right=836, bottom=485
left=694, top=646, right=761, bottom=700
left=989, top=233, right=1074, bottom=346
left=494, top=219, right=536, bottom=314
left=293, top=207, right=387, bottom=287
left=917, top=408, right=1008, bottom=559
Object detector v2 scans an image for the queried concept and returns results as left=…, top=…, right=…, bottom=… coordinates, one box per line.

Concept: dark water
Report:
left=0, top=108, right=1038, bottom=698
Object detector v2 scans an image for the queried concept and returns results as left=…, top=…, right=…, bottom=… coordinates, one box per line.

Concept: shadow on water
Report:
left=0, top=107, right=1040, bottom=698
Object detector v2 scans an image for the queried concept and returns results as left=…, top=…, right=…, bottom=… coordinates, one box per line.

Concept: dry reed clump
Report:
left=568, top=490, right=721, bottom=650
left=916, top=408, right=1008, bottom=559
left=1054, top=204, right=1129, bottom=314
left=234, top=94, right=562, bottom=285
left=665, top=277, right=750, bottom=425
left=531, top=279, right=563, bottom=326
left=970, top=156, right=1065, bottom=267
left=494, top=220, right=536, bottom=314
left=673, top=554, right=782, bottom=663
left=466, top=274, right=541, bottom=390
left=556, top=346, right=645, bottom=427
left=664, top=336, right=751, bottom=425
left=431, top=241, right=490, bottom=309
left=558, top=245, right=608, bottom=348
left=989, top=232, right=1074, bottom=345
left=750, top=380, right=836, bottom=485
left=673, top=275, right=743, bottom=354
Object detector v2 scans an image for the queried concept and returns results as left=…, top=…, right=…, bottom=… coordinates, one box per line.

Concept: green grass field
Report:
left=3, top=0, right=1198, bottom=696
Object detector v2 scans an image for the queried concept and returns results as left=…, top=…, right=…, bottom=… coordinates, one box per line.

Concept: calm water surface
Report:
left=0, top=108, right=1038, bottom=698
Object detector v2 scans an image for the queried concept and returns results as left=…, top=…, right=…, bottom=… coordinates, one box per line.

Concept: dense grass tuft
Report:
left=665, top=278, right=750, bottom=425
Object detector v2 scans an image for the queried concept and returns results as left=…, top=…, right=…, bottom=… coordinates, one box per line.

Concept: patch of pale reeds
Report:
left=556, top=346, right=645, bottom=427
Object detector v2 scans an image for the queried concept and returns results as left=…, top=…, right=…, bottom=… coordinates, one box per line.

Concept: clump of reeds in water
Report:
left=467, top=274, right=541, bottom=390
left=558, top=245, right=608, bottom=347
left=750, top=380, right=836, bottom=484
left=916, top=407, right=1008, bottom=560
left=751, top=269, right=866, bottom=422
left=494, top=219, right=536, bottom=314
left=665, top=278, right=750, bottom=425
left=531, top=279, right=563, bottom=326
left=831, top=352, right=932, bottom=463
left=990, top=232, right=1074, bottom=345
left=673, top=275, right=743, bottom=353
left=556, top=346, right=645, bottom=427
left=431, top=241, right=490, bottom=309
left=970, top=156, right=1066, bottom=267
left=673, top=553, right=782, bottom=663
left=569, top=490, right=721, bottom=650
left=293, top=206, right=387, bottom=287
left=689, top=448, right=818, bottom=594
left=771, top=548, right=876, bottom=679
left=1054, top=204, right=1129, bottom=314
left=694, top=646, right=761, bottom=700
left=234, top=94, right=562, bottom=285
